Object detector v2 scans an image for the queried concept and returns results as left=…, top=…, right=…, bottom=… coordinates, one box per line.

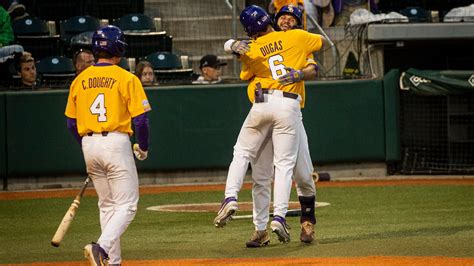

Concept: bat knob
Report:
left=51, top=241, right=60, bottom=247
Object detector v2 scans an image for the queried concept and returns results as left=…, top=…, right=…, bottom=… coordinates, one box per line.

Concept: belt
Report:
left=261, top=89, right=299, bottom=100
left=86, top=131, right=109, bottom=136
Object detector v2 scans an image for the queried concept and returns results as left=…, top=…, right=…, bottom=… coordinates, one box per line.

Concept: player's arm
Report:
left=66, top=117, right=82, bottom=145
left=224, top=39, right=250, bottom=55
left=278, top=60, right=319, bottom=85
left=132, top=112, right=149, bottom=160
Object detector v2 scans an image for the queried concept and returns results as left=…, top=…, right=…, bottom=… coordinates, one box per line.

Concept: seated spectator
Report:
left=0, top=4, right=23, bottom=86
left=14, top=51, right=39, bottom=90
left=73, top=49, right=95, bottom=76
left=192, top=54, right=227, bottom=85
left=135, top=60, right=158, bottom=86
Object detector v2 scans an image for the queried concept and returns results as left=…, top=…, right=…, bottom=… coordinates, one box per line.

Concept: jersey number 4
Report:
left=90, top=93, right=107, bottom=122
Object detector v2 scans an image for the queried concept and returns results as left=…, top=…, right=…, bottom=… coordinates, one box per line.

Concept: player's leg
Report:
left=96, top=133, right=139, bottom=264
left=82, top=135, right=111, bottom=262
left=215, top=107, right=272, bottom=227
left=247, top=135, right=273, bottom=247
left=270, top=96, right=302, bottom=243
left=293, top=120, right=316, bottom=243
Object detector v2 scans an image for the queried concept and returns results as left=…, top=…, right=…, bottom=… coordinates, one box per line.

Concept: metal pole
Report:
left=306, top=14, right=340, bottom=76
left=232, top=0, right=238, bottom=77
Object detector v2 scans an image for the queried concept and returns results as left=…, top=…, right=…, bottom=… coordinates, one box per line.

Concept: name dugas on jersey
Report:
left=259, top=40, right=283, bottom=56
left=241, top=30, right=323, bottom=99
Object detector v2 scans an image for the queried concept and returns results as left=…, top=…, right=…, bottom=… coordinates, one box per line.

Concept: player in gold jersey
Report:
left=228, top=5, right=321, bottom=246
left=65, top=25, right=151, bottom=266
left=214, top=5, right=324, bottom=246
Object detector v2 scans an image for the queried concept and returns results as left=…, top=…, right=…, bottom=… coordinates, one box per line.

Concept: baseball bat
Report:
left=51, top=176, right=91, bottom=247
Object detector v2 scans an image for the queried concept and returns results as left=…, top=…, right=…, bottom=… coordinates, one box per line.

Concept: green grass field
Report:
left=0, top=183, right=473, bottom=264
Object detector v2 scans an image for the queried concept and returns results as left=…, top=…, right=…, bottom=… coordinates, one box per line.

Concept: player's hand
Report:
left=133, top=144, right=148, bottom=161
left=230, top=40, right=250, bottom=55
left=278, top=68, right=304, bottom=85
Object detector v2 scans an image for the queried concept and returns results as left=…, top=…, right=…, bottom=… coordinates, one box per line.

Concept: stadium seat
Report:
left=399, top=7, right=431, bottom=23
left=70, top=31, right=95, bottom=52
left=124, top=31, right=172, bottom=58
left=144, top=51, right=182, bottom=70
left=118, top=57, right=131, bottom=71
left=143, top=52, right=196, bottom=85
left=11, top=16, right=61, bottom=60
left=12, top=16, right=49, bottom=36
left=60, top=15, right=100, bottom=56
left=113, top=13, right=155, bottom=32
left=36, top=56, right=75, bottom=88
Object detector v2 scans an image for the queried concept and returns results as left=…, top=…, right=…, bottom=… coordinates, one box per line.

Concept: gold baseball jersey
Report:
left=65, top=64, right=151, bottom=136
left=245, top=56, right=316, bottom=108
left=241, top=29, right=323, bottom=108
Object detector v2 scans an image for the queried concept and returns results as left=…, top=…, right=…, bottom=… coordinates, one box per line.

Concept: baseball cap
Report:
left=199, top=54, right=227, bottom=69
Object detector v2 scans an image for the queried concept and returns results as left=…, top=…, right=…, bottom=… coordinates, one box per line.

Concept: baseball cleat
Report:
left=300, top=221, right=315, bottom=243
left=270, top=215, right=291, bottom=243
left=246, top=230, right=270, bottom=248
left=84, top=243, right=109, bottom=266
left=213, top=197, right=238, bottom=227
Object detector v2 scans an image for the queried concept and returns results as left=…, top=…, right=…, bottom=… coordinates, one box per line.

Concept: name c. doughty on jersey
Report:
left=82, top=77, right=118, bottom=90
left=260, top=40, right=283, bottom=57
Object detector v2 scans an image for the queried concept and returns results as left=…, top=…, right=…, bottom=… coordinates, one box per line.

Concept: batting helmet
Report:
left=240, top=5, right=272, bottom=37
left=92, top=25, right=128, bottom=57
left=274, top=5, right=303, bottom=29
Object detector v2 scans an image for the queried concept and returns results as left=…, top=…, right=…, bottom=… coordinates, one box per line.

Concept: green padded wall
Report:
left=383, top=69, right=401, bottom=162
left=0, top=93, right=6, bottom=181
left=303, top=79, right=386, bottom=162
left=6, top=91, right=86, bottom=176
left=136, top=84, right=251, bottom=170
left=4, top=79, right=389, bottom=177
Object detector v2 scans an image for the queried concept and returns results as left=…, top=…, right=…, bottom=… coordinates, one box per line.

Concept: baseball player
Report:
left=217, top=5, right=322, bottom=246
left=246, top=4, right=321, bottom=246
left=214, top=5, right=324, bottom=246
left=65, top=25, right=151, bottom=266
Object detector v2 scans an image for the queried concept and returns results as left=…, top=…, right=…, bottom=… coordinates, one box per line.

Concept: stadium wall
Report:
left=0, top=73, right=400, bottom=189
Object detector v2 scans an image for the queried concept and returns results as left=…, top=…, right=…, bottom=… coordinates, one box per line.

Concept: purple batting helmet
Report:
left=240, top=5, right=272, bottom=37
left=92, top=25, right=128, bottom=57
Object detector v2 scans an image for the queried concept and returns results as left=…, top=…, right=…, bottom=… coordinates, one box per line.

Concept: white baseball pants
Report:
left=251, top=117, right=316, bottom=230
left=224, top=90, right=302, bottom=219
left=82, top=132, right=139, bottom=265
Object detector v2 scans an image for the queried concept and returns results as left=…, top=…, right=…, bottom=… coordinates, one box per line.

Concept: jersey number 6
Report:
left=269, top=54, right=287, bottom=80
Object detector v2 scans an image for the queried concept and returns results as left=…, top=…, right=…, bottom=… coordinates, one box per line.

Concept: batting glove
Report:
left=133, top=143, right=148, bottom=161
left=224, top=39, right=250, bottom=55
left=278, top=67, right=304, bottom=85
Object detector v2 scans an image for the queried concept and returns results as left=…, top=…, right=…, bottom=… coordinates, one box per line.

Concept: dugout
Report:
left=396, top=69, right=474, bottom=174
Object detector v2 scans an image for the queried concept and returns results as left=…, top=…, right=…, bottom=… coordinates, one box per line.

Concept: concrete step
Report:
left=145, top=0, right=242, bottom=18
left=161, top=16, right=245, bottom=40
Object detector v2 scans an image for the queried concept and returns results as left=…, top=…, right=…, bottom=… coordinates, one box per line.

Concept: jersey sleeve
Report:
left=126, top=75, right=152, bottom=118
left=240, top=61, right=255, bottom=81
left=64, top=82, right=77, bottom=119
left=294, top=30, right=323, bottom=54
